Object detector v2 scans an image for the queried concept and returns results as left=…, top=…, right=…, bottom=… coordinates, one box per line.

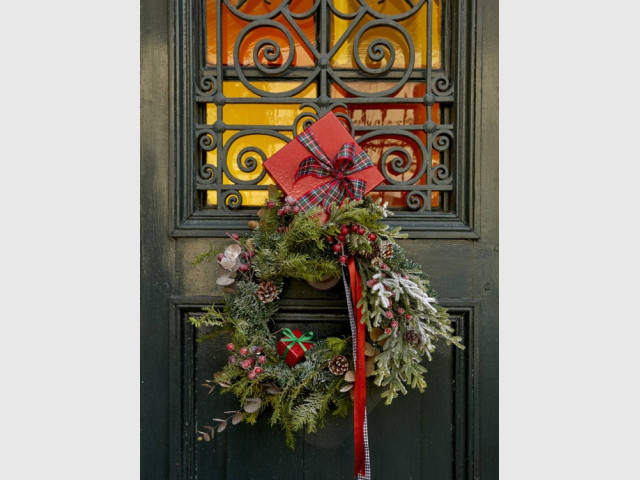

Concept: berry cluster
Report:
left=226, top=343, right=267, bottom=379
left=326, top=224, right=377, bottom=265
left=274, top=196, right=302, bottom=232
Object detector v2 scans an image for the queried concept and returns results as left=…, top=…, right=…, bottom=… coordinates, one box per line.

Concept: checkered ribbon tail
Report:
left=343, top=268, right=371, bottom=480
left=295, top=130, right=374, bottom=211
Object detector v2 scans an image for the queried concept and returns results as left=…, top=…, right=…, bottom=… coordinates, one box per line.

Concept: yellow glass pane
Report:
left=206, top=81, right=317, bottom=207
left=206, top=0, right=316, bottom=67
left=331, top=0, right=441, bottom=70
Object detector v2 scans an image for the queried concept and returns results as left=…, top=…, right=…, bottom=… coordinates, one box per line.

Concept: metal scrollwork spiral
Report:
left=332, top=19, right=414, bottom=97
left=293, top=106, right=319, bottom=135
left=233, top=20, right=319, bottom=97
left=432, top=129, right=453, bottom=153
left=432, top=164, right=452, bottom=185
left=236, top=146, right=266, bottom=177
left=380, top=147, right=415, bottom=184
left=432, top=75, right=454, bottom=97
left=406, top=190, right=428, bottom=211
left=197, top=130, right=217, bottom=152
left=197, top=75, right=217, bottom=97
left=197, top=164, right=217, bottom=185
left=355, top=36, right=395, bottom=75
left=223, top=190, right=243, bottom=210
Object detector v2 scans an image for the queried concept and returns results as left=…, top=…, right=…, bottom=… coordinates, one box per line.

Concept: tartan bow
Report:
left=294, top=129, right=374, bottom=211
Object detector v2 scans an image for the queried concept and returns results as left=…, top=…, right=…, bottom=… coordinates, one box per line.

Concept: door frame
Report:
left=141, top=0, right=498, bottom=477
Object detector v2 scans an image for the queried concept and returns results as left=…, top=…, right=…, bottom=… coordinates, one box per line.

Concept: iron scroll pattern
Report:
left=194, top=0, right=454, bottom=213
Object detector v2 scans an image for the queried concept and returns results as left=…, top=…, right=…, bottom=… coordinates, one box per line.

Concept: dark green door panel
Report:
left=141, top=0, right=498, bottom=478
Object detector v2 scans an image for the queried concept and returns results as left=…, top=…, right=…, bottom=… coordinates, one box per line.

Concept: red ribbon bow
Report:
left=294, top=129, right=374, bottom=212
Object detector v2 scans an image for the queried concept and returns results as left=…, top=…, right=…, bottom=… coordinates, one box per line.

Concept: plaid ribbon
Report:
left=343, top=264, right=371, bottom=480
left=294, top=129, right=374, bottom=211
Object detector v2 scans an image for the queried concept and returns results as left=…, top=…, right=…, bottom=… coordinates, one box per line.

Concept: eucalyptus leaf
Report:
left=220, top=256, right=237, bottom=270
left=224, top=244, right=242, bottom=261
left=339, top=383, right=354, bottom=392
left=217, top=420, right=227, bottom=432
left=216, top=275, right=235, bottom=286
left=232, top=412, right=243, bottom=425
left=243, top=398, right=262, bottom=413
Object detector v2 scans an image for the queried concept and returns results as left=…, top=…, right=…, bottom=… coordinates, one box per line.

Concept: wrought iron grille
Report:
left=195, top=0, right=453, bottom=213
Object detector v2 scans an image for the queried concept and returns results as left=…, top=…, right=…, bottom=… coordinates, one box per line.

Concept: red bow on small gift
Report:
left=294, top=129, right=375, bottom=212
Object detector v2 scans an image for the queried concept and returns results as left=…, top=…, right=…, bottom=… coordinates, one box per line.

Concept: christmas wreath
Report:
left=189, top=112, right=464, bottom=479
left=190, top=192, right=463, bottom=443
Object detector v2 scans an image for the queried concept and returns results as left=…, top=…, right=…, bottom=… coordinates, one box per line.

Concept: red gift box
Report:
left=263, top=112, right=384, bottom=211
left=277, top=328, right=315, bottom=367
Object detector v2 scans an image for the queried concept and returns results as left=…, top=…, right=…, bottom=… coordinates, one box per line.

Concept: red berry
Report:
left=325, top=236, right=334, bottom=243
left=285, top=195, right=296, bottom=206
left=217, top=253, right=224, bottom=261
left=397, top=307, right=405, bottom=314
left=241, top=251, right=249, bottom=259
left=357, top=227, right=365, bottom=235
left=241, top=360, right=251, bottom=369
left=226, top=343, right=235, bottom=351
left=292, top=206, right=300, bottom=214
left=254, top=367, right=262, bottom=375
left=391, top=321, right=398, bottom=328
left=333, top=243, right=342, bottom=252
left=277, top=226, right=285, bottom=232
left=228, top=355, right=237, bottom=365
left=232, top=233, right=240, bottom=241
left=258, top=355, right=267, bottom=364
left=351, top=224, right=359, bottom=232
left=238, top=263, right=250, bottom=272
left=405, top=314, right=412, bottom=320
left=340, top=226, right=349, bottom=235
left=339, top=255, right=348, bottom=264
left=337, top=234, right=346, bottom=242
left=277, top=209, right=285, bottom=217
left=249, top=358, right=255, bottom=365
left=248, top=371, right=256, bottom=380
left=385, top=311, right=394, bottom=319
left=267, top=200, right=275, bottom=209
left=368, top=233, right=377, bottom=241
left=385, top=328, right=392, bottom=334
left=239, top=347, right=248, bottom=356
left=248, top=250, right=255, bottom=258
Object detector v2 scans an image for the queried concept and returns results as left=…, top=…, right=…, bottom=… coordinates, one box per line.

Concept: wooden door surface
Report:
left=141, top=0, right=498, bottom=478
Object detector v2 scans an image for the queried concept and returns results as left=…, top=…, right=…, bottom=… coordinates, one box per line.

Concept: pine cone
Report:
left=404, top=329, right=421, bottom=346
left=371, top=256, right=385, bottom=269
left=379, top=242, right=394, bottom=259
left=256, top=281, right=278, bottom=303
left=328, top=355, right=349, bottom=375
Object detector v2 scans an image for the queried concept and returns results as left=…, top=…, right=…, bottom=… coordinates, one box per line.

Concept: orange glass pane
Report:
left=332, top=82, right=441, bottom=209
left=206, top=0, right=316, bottom=67
left=331, top=0, right=441, bottom=70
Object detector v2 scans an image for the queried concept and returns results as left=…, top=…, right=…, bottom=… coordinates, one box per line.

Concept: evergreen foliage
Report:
left=190, top=190, right=464, bottom=447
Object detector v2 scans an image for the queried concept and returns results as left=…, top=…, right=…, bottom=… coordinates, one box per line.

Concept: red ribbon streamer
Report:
left=347, top=258, right=367, bottom=477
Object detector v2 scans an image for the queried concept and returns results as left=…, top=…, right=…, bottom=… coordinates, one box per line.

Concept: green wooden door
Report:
left=141, top=0, right=498, bottom=478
